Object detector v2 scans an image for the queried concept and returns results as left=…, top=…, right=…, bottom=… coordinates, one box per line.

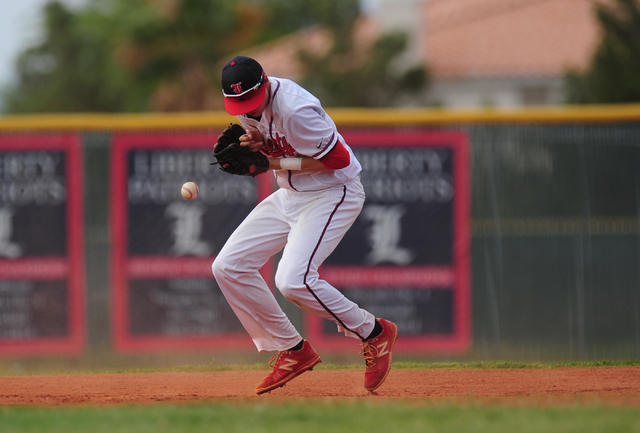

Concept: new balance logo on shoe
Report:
left=375, top=341, right=390, bottom=358
left=255, top=340, right=321, bottom=395
left=279, top=358, right=299, bottom=371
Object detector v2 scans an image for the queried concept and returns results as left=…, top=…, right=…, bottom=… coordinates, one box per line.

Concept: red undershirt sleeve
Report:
left=319, top=140, right=350, bottom=169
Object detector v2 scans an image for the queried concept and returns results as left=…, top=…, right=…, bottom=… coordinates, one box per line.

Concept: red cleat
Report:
left=360, top=319, right=398, bottom=392
left=255, top=340, right=322, bottom=395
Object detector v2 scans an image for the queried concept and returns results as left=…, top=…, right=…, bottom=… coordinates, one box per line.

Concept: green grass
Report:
left=1, top=359, right=638, bottom=376
left=56, top=358, right=640, bottom=375
left=392, top=359, right=640, bottom=370
left=1, top=402, right=639, bottom=433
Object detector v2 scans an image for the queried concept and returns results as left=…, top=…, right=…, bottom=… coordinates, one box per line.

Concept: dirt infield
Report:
left=1, top=367, right=639, bottom=405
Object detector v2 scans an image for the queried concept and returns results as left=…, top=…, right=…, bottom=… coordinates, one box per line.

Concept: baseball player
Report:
left=211, top=56, right=397, bottom=395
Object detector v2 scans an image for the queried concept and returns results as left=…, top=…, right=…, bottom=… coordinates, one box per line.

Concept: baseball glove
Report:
left=212, top=123, right=269, bottom=177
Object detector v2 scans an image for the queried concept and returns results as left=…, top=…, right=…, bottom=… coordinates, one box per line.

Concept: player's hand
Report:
left=239, top=129, right=265, bottom=152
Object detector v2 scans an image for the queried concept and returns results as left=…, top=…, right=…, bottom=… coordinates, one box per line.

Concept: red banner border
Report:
left=110, top=132, right=270, bottom=353
left=306, top=129, right=472, bottom=353
left=0, top=134, right=85, bottom=356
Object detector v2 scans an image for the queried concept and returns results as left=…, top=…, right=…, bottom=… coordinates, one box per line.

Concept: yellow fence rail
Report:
left=1, top=103, right=640, bottom=131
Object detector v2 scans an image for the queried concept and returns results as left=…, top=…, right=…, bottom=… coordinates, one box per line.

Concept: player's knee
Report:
left=275, top=268, right=316, bottom=301
left=211, top=254, right=234, bottom=281
left=274, top=272, right=302, bottom=301
left=279, top=284, right=304, bottom=302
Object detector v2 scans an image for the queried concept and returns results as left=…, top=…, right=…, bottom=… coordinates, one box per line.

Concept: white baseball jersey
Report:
left=237, top=77, right=362, bottom=191
left=212, top=76, right=375, bottom=354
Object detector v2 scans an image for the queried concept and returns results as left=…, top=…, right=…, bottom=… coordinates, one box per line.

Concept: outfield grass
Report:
left=1, top=401, right=639, bottom=433
left=37, top=358, right=640, bottom=376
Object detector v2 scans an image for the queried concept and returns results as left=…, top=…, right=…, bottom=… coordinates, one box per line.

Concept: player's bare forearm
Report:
left=269, top=157, right=328, bottom=171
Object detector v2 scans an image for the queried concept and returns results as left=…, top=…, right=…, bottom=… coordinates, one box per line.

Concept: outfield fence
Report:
left=0, top=105, right=638, bottom=363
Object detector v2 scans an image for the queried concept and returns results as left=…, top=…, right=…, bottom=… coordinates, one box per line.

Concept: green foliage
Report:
left=291, top=0, right=428, bottom=108
left=298, top=29, right=428, bottom=107
left=2, top=0, right=257, bottom=113
left=2, top=0, right=426, bottom=113
left=565, top=0, right=640, bottom=103
left=253, top=0, right=360, bottom=42
left=3, top=1, right=138, bottom=113
left=105, top=0, right=250, bottom=111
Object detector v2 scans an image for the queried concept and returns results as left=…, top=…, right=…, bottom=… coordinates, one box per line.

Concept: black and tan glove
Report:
left=212, top=123, right=269, bottom=177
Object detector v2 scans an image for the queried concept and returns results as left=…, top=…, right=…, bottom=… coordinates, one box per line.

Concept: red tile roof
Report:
left=245, top=0, right=604, bottom=82
left=424, top=0, right=603, bottom=79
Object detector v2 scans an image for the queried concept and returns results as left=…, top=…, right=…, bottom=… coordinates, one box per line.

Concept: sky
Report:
left=0, top=0, right=86, bottom=90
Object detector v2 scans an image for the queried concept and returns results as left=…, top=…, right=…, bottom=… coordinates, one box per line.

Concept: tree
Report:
left=291, top=0, right=428, bottom=107
left=3, top=1, right=139, bottom=113
left=565, top=0, right=640, bottom=104
left=2, top=0, right=428, bottom=113
left=252, top=0, right=357, bottom=42
left=2, top=0, right=260, bottom=113
left=112, top=0, right=262, bottom=111
left=298, top=29, right=428, bottom=108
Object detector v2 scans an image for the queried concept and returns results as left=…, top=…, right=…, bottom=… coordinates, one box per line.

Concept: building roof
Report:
left=424, top=0, right=603, bottom=79
left=244, top=0, right=604, bottom=82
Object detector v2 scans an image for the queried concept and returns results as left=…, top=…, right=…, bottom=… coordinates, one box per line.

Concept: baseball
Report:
left=181, top=182, right=199, bottom=199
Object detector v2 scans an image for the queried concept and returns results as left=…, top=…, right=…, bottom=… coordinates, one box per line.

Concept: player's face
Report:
left=245, top=79, right=270, bottom=117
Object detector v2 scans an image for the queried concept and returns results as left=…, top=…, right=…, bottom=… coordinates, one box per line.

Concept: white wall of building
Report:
left=365, top=0, right=573, bottom=108
left=426, top=76, right=566, bottom=108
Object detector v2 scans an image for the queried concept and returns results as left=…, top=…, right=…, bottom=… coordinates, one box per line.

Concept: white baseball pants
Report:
left=211, top=177, right=376, bottom=353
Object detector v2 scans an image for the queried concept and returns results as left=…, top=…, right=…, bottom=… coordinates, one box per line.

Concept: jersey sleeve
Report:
left=283, top=106, right=339, bottom=159
left=319, top=140, right=350, bottom=169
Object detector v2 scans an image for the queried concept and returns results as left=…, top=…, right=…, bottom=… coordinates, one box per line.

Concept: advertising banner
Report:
left=111, top=133, right=270, bottom=352
left=111, top=129, right=470, bottom=354
left=308, top=130, right=471, bottom=353
left=0, top=134, right=85, bottom=355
